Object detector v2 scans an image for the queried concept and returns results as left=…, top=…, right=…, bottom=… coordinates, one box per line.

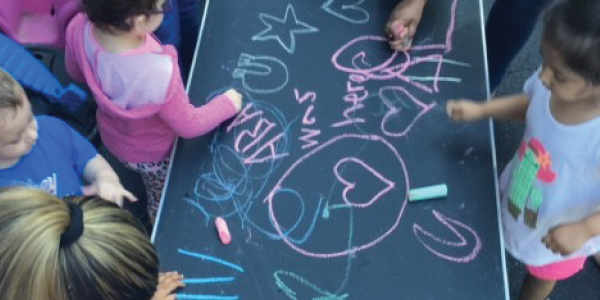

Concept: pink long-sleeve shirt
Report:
left=65, top=14, right=238, bottom=163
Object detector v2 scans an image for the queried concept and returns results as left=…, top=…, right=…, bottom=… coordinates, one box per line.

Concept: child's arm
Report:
left=386, top=0, right=429, bottom=50
left=542, top=211, right=600, bottom=256
left=151, top=272, right=185, bottom=300
left=82, top=154, right=137, bottom=207
left=159, top=88, right=242, bottom=139
left=446, top=93, right=530, bottom=123
left=64, top=14, right=86, bottom=82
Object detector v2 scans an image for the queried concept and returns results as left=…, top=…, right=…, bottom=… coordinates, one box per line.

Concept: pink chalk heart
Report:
left=379, top=86, right=435, bottom=138
left=334, top=157, right=395, bottom=208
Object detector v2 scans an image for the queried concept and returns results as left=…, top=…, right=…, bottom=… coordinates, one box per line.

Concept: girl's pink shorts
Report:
left=527, top=257, right=587, bottom=281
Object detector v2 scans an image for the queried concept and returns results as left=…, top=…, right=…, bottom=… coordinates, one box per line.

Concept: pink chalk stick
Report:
left=396, top=24, right=406, bottom=37
left=215, top=217, right=231, bottom=245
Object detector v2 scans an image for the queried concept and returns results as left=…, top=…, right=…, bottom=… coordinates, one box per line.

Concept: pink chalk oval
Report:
left=215, top=217, right=231, bottom=245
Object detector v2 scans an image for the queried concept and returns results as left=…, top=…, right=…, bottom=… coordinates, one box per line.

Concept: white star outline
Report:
left=252, top=4, right=319, bottom=54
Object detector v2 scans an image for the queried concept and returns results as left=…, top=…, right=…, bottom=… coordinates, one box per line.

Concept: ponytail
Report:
left=0, top=187, right=159, bottom=300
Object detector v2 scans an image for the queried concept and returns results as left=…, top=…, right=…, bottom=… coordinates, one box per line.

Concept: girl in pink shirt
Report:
left=65, top=0, right=242, bottom=223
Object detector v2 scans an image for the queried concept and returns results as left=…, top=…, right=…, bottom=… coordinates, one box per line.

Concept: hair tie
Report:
left=60, top=202, right=84, bottom=248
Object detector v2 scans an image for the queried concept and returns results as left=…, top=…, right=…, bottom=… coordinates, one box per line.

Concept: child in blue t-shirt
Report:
left=0, top=68, right=135, bottom=206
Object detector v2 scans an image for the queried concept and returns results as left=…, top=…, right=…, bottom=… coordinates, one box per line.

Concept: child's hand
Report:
left=151, top=272, right=185, bottom=300
left=82, top=178, right=137, bottom=207
left=446, top=100, right=486, bottom=122
left=542, top=222, right=593, bottom=256
left=385, top=0, right=427, bottom=51
left=82, top=155, right=137, bottom=207
left=224, top=89, right=243, bottom=112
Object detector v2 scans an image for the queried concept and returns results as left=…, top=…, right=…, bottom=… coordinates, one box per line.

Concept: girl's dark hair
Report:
left=81, top=0, right=160, bottom=32
left=542, top=0, right=600, bottom=84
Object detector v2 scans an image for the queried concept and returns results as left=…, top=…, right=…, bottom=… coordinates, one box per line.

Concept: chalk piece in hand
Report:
left=215, top=217, right=231, bottom=245
left=409, top=184, right=448, bottom=202
left=396, top=24, right=406, bottom=37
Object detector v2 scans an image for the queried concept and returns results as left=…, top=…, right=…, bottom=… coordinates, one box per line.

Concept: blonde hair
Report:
left=0, top=68, right=23, bottom=112
left=0, top=187, right=158, bottom=300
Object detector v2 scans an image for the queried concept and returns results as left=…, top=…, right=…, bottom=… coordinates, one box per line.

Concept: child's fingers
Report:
left=541, top=235, right=559, bottom=253
left=446, top=102, right=454, bottom=117
left=122, top=189, right=138, bottom=202
left=446, top=101, right=461, bottom=119
left=385, top=20, right=398, bottom=39
left=400, top=39, right=413, bottom=50
left=159, top=272, right=184, bottom=286
left=224, top=89, right=241, bottom=100
left=165, top=279, right=185, bottom=292
left=386, top=20, right=407, bottom=40
left=389, top=39, right=404, bottom=49
left=114, top=197, right=124, bottom=208
left=390, top=38, right=412, bottom=51
left=161, top=271, right=179, bottom=277
left=158, top=277, right=185, bottom=293
left=81, top=185, right=98, bottom=196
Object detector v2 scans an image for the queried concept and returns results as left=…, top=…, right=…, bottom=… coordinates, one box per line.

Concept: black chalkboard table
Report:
left=152, top=0, right=509, bottom=299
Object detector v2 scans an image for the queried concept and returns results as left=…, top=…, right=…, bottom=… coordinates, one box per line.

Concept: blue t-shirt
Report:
left=0, top=116, right=97, bottom=196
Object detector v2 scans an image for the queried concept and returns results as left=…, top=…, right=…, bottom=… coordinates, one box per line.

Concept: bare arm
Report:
left=480, top=94, right=529, bottom=122
left=82, top=154, right=137, bottom=207
left=447, top=93, right=530, bottom=123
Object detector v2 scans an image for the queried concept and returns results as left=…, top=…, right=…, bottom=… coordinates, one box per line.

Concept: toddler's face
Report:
left=539, top=41, right=600, bottom=103
left=0, top=94, right=38, bottom=168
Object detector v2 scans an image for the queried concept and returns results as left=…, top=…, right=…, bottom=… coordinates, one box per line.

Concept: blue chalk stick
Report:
left=409, top=184, right=448, bottom=201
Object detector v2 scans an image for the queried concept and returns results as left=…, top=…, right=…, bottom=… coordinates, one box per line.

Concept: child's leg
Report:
left=122, top=158, right=171, bottom=223
left=519, top=273, right=555, bottom=300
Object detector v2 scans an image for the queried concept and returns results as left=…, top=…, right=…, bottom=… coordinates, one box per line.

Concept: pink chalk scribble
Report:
left=329, top=0, right=459, bottom=134
left=294, top=88, right=316, bottom=105
left=332, top=35, right=410, bottom=81
left=228, top=103, right=289, bottom=164
left=379, top=86, right=436, bottom=138
left=235, top=118, right=276, bottom=153
left=264, top=133, right=409, bottom=258
left=334, top=157, right=395, bottom=208
left=302, top=105, right=316, bottom=125
left=332, top=36, right=450, bottom=94
left=299, top=128, right=320, bottom=150
left=227, top=103, right=263, bottom=133
left=413, top=210, right=482, bottom=263
left=294, top=88, right=321, bottom=149
left=243, top=133, right=289, bottom=164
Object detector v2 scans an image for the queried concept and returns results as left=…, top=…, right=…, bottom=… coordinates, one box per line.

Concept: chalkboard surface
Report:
left=152, top=0, right=509, bottom=299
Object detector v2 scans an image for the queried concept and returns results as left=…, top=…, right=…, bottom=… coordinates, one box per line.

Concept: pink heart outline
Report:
left=334, top=157, right=395, bottom=208
left=379, top=86, right=435, bottom=138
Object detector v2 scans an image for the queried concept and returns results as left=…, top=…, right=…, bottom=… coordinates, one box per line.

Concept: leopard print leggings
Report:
left=122, top=157, right=170, bottom=222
